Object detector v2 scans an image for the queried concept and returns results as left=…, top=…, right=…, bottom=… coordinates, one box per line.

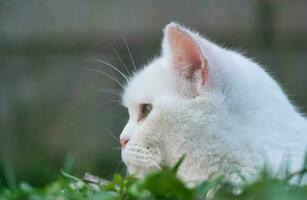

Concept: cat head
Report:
left=119, top=22, right=285, bottom=180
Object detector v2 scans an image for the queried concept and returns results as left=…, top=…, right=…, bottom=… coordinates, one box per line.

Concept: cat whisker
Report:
left=97, top=100, right=121, bottom=109
left=104, top=99, right=121, bottom=104
left=113, top=147, right=122, bottom=151
left=83, top=67, right=124, bottom=89
left=105, top=37, right=132, bottom=77
left=80, top=89, right=121, bottom=104
left=105, top=129, right=121, bottom=144
left=115, top=21, right=137, bottom=72
left=90, top=56, right=129, bottom=83
left=94, top=88, right=122, bottom=97
left=115, top=161, right=127, bottom=176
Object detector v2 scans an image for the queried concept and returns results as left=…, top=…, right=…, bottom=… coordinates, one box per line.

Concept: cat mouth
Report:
left=121, top=144, right=162, bottom=176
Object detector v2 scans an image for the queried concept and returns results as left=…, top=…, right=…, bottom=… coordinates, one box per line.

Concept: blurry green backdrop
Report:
left=0, top=0, right=306, bottom=187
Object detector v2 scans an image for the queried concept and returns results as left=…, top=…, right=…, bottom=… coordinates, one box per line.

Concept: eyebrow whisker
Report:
left=93, top=88, right=122, bottom=96
left=105, top=37, right=132, bottom=77
left=83, top=67, right=124, bottom=89
left=115, top=21, right=137, bottom=73
left=90, top=56, right=129, bottom=83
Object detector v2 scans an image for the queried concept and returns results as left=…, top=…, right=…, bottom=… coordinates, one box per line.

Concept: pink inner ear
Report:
left=166, top=25, right=207, bottom=84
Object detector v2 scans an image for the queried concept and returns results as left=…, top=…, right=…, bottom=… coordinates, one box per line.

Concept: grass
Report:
left=0, top=157, right=306, bottom=200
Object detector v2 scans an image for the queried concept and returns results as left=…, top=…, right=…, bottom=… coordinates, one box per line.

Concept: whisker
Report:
left=105, top=37, right=131, bottom=77
left=103, top=99, right=121, bottom=104
left=105, top=129, right=120, bottom=144
left=115, top=160, right=126, bottom=175
left=94, top=88, right=122, bottom=96
left=90, top=56, right=129, bottom=83
left=80, top=89, right=121, bottom=104
left=97, top=100, right=121, bottom=110
left=113, top=147, right=122, bottom=151
left=83, top=67, right=124, bottom=89
left=96, top=88, right=121, bottom=93
left=115, top=21, right=137, bottom=72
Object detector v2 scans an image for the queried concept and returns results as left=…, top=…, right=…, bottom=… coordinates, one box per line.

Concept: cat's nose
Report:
left=120, top=138, right=130, bottom=148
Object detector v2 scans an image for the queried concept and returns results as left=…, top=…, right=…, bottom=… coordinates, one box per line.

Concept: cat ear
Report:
left=162, top=23, right=208, bottom=85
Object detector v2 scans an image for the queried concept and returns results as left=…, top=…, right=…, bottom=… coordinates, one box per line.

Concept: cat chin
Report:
left=127, top=165, right=161, bottom=178
left=124, top=158, right=162, bottom=177
left=121, top=144, right=162, bottom=177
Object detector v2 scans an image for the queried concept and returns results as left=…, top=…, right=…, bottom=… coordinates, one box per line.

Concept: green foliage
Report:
left=0, top=159, right=306, bottom=200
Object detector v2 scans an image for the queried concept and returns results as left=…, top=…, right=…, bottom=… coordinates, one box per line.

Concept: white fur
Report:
left=120, top=22, right=307, bottom=183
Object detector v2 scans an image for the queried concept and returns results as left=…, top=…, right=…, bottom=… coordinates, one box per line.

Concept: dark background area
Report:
left=0, top=0, right=306, bottom=187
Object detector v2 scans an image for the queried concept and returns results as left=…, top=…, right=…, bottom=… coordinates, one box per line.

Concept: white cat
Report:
left=119, top=22, right=307, bottom=183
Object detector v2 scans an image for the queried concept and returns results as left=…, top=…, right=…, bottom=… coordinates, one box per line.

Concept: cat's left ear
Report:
left=162, top=22, right=208, bottom=85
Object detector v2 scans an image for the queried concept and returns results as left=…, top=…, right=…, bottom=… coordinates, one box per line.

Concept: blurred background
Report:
left=0, top=0, right=306, bottom=187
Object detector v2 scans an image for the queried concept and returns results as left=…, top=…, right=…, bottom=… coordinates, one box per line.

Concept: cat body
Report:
left=120, top=22, right=307, bottom=183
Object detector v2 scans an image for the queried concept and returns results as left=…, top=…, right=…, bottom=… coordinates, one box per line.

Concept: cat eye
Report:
left=139, top=104, right=152, bottom=121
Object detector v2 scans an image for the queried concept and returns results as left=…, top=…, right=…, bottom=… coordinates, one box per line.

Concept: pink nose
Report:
left=120, top=138, right=130, bottom=148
